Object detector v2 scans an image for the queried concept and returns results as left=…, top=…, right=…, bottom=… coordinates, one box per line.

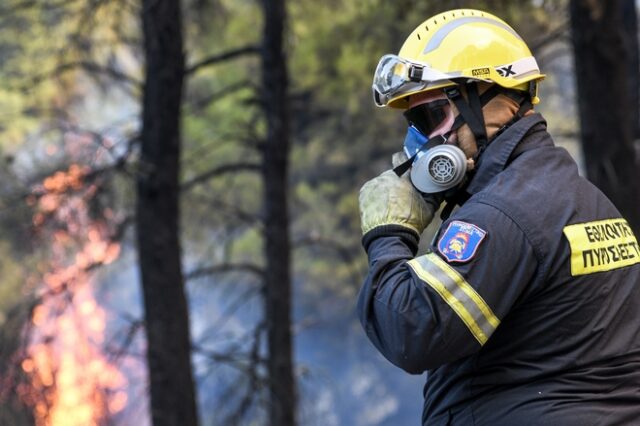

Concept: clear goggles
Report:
left=372, top=54, right=452, bottom=107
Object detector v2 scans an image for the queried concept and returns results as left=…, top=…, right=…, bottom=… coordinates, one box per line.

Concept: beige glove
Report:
left=359, top=152, right=435, bottom=237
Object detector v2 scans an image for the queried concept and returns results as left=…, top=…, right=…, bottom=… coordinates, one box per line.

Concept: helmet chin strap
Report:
left=437, top=82, right=533, bottom=220
left=445, top=82, right=534, bottom=160
left=445, top=83, right=491, bottom=161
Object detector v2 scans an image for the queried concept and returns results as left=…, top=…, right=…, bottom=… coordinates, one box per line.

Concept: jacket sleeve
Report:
left=357, top=203, right=538, bottom=374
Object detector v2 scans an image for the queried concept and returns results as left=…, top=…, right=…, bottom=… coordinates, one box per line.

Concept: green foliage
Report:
left=0, top=0, right=139, bottom=146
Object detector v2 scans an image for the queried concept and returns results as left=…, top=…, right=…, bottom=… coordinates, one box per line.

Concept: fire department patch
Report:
left=437, top=220, right=487, bottom=263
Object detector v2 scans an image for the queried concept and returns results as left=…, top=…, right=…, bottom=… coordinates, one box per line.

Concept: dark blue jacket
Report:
left=358, top=114, right=640, bottom=425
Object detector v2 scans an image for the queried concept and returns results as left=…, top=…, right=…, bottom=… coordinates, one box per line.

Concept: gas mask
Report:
left=394, top=99, right=468, bottom=194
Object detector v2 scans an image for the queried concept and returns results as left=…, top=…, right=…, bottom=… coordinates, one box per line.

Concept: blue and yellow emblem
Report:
left=438, top=220, right=487, bottom=263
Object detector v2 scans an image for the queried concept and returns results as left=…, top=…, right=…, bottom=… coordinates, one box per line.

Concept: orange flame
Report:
left=19, top=164, right=128, bottom=425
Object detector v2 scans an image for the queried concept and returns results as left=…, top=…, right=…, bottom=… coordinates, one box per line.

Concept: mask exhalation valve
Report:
left=410, top=144, right=467, bottom=193
left=429, top=155, right=456, bottom=184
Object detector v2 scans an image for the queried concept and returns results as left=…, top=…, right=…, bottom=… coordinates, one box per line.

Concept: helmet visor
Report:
left=372, top=55, right=415, bottom=107
left=373, top=55, right=411, bottom=95
left=372, top=54, right=453, bottom=107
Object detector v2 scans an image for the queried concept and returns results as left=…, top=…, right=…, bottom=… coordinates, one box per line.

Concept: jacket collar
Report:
left=466, top=113, right=547, bottom=195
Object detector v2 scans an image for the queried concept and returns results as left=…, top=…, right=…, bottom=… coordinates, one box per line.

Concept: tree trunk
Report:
left=261, top=0, right=296, bottom=424
left=570, top=0, right=640, bottom=234
left=138, top=1, right=198, bottom=425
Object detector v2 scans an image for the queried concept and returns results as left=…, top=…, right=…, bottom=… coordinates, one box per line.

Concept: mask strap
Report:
left=445, top=85, right=489, bottom=151
left=467, top=83, right=486, bottom=132
left=393, top=131, right=451, bottom=177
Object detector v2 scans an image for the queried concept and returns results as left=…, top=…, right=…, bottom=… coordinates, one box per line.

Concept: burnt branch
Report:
left=530, top=21, right=570, bottom=53
left=192, top=323, right=267, bottom=424
left=186, top=79, right=254, bottom=112
left=185, top=45, right=261, bottom=76
left=194, top=286, right=263, bottom=351
left=185, top=263, right=265, bottom=281
left=185, top=193, right=262, bottom=226
left=193, top=332, right=266, bottom=376
left=294, top=234, right=365, bottom=291
left=104, top=316, right=144, bottom=362
left=220, top=323, right=266, bottom=425
left=18, top=61, right=141, bottom=92
left=58, top=122, right=140, bottom=164
left=537, top=45, right=572, bottom=67
left=0, top=0, right=80, bottom=15
left=182, top=163, right=261, bottom=191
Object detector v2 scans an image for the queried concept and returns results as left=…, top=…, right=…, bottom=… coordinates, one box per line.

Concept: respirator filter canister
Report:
left=401, top=125, right=467, bottom=194
left=410, top=144, right=467, bottom=193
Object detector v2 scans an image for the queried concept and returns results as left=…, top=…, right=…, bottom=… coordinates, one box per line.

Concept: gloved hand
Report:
left=392, top=150, right=444, bottom=215
left=359, top=152, right=437, bottom=239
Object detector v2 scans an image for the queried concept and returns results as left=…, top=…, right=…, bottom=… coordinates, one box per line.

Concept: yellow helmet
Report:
left=372, top=9, right=544, bottom=109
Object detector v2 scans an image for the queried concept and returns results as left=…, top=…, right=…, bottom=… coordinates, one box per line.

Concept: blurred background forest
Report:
left=0, top=0, right=638, bottom=425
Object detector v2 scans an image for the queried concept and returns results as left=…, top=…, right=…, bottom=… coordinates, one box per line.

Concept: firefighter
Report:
left=357, top=9, right=640, bottom=425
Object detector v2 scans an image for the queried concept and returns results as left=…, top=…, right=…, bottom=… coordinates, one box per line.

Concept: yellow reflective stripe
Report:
left=428, top=254, right=501, bottom=330
left=407, top=253, right=500, bottom=345
left=423, top=17, right=523, bottom=54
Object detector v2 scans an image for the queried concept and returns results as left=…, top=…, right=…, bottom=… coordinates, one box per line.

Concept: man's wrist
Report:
left=362, top=224, right=420, bottom=254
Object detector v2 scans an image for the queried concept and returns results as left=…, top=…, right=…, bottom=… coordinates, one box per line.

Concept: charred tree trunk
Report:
left=261, top=0, right=296, bottom=424
left=138, top=1, right=198, bottom=425
left=570, top=0, right=640, bottom=234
